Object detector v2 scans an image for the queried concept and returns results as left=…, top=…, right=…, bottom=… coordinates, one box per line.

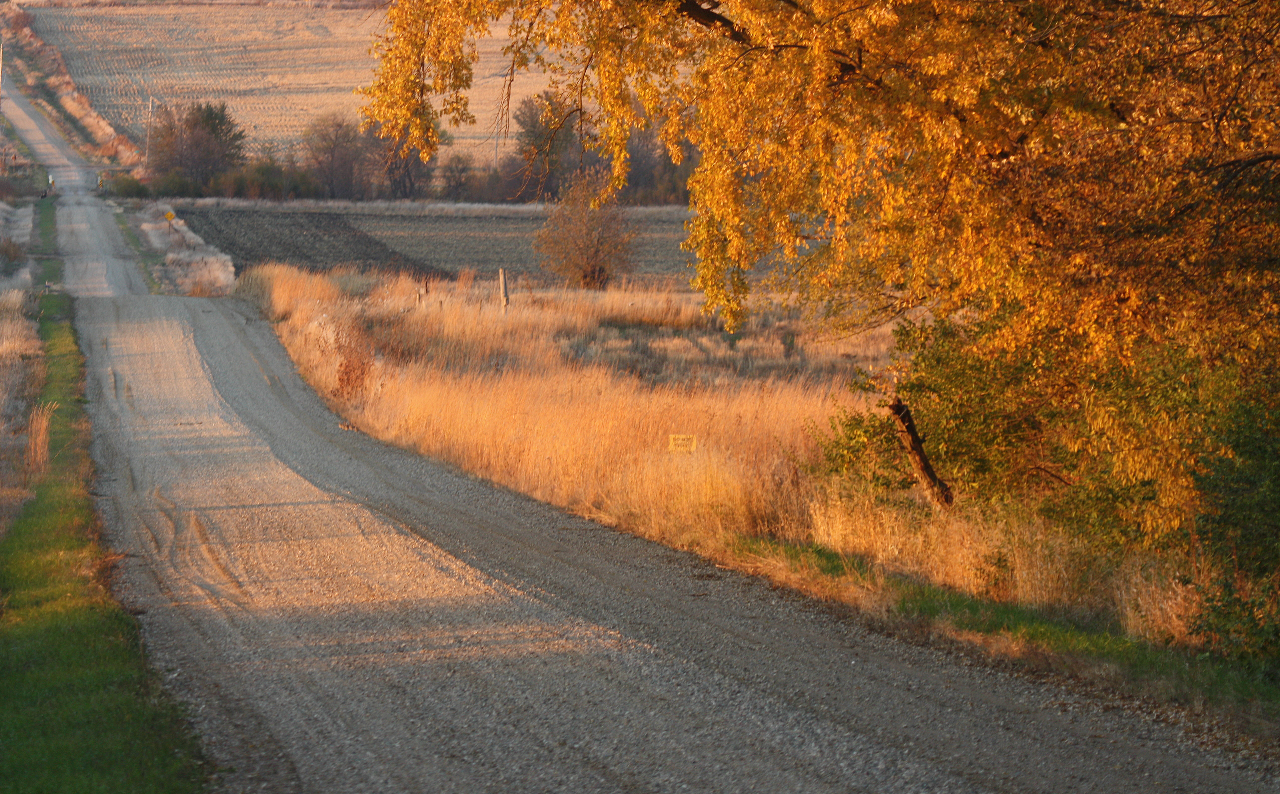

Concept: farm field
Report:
left=28, top=4, right=546, bottom=162
left=174, top=201, right=694, bottom=281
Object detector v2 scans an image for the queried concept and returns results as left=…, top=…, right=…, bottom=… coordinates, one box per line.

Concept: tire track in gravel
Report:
left=2, top=74, right=1273, bottom=794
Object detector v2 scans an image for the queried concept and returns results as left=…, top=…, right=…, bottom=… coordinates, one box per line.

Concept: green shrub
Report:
left=152, top=169, right=200, bottom=197
left=109, top=174, right=150, bottom=198
left=1193, top=404, right=1280, bottom=664
left=819, top=311, right=1280, bottom=663
left=0, top=236, right=23, bottom=276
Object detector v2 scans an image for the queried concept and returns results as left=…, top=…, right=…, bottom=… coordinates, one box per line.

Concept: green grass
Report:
left=35, top=197, right=57, bottom=256
left=732, top=534, right=1280, bottom=723
left=113, top=211, right=162, bottom=293
left=0, top=115, right=48, bottom=196
left=0, top=257, right=207, bottom=791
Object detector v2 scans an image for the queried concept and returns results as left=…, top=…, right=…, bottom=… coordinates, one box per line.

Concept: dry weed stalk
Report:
left=24, top=402, right=57, bottom=486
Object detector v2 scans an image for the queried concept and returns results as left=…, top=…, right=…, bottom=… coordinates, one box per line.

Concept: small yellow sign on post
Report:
left=668, top=434, right=696, bottom=454
left=164, top=211, right=176, bottom=222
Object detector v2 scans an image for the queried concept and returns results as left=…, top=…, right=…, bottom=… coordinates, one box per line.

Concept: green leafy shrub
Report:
left=152, top=169, right=199, bottom=197
left=819, top=312, right=1280, bottom=663
left=1193, top=405, right=1280, bottom=664
left=109, top=174, right=150, bottom=198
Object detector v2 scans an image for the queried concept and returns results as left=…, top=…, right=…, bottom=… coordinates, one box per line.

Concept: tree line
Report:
left=111, top=96, right=693, bottom=205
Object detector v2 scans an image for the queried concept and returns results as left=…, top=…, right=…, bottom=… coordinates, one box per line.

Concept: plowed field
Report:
left=29, top=5, right=545, bottom=161
left=176, top=203, right=694, bottom=280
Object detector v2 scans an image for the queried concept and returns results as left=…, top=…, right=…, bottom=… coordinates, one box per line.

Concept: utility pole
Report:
left=1, top=39, right=6, bottom=119
left=144, top=96, right=154, bottom=174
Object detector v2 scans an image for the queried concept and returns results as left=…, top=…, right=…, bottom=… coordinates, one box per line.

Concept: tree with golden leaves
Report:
left=364, top=2, right=1280, bottom=649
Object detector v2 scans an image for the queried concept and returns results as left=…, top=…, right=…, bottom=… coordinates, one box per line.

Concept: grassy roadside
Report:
left=113, top=208, right=162, bottom=293
left=2, top=24, right=103, bottom=163
left=0, top=114, right=48, bottom=196
left=735, top=536, right=1280, bottom=741
left=0, top=211, right=207, bottom=792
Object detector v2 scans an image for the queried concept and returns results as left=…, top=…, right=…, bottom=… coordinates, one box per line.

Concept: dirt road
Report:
left=2, top=79, right=1272, bottom=793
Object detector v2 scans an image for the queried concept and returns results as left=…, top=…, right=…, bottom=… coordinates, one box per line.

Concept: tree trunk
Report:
left=887, top=397, right=954, bottom=509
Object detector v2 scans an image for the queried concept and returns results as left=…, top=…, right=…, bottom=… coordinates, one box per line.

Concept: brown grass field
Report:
left=29, top=4, right=546, bottom=161
left=239, top=263, right=1192, bottom=646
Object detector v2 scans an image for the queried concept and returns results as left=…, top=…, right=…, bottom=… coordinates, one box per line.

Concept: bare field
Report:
left=29, top=5, right=546, bottom=161
left=175, top=201, right=693, bottom=281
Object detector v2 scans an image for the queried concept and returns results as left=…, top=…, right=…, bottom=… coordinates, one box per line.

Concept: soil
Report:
left=177, top=202, right=693, bottom=282
left=178, top=206, right=451, bottom=278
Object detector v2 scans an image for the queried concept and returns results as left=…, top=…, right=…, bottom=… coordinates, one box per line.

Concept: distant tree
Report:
left=534, top=169, right=634, bottom=289
left=382, top=140, right=433, bottom=199
left=617, top=124, right=696, bottom=206
left=375, top=119, right=449, bottom=200
left=439, top=153, right=473, bottom=201
left=513, top=91, right=582, bottom=198
left=302, top=113, right=374, bottom=199
left=150, top=102, right=247, bottom=187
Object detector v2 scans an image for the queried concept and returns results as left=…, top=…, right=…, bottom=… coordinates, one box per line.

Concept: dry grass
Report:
left=23, top=402, right=57, bottom=486
left=241, top=263, right=1198, bottom=648
left=241, top=264, right=1191, bottom=645
left=241, top=264, right=849, bottom=546
left=0, top=289, right=43, bottom=527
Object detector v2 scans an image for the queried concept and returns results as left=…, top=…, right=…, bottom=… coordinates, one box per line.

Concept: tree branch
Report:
left=670, top=1, right=869, bottom=85
left=1206, top=151, right=1280, bottom=173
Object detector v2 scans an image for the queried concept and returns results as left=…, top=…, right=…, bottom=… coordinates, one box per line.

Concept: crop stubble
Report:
left=29, top=6, right=546, bottom=161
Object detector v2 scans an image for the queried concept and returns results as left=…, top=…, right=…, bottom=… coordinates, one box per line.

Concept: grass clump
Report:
left=0, top=266, right=207, bottom=790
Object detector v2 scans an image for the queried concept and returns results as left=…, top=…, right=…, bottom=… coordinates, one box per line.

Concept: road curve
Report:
left=2, top=79, right=1272, bottom=794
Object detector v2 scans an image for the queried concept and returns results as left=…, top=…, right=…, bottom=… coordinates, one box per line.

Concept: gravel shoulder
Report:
left=3, top=76, right=1275, bottom=794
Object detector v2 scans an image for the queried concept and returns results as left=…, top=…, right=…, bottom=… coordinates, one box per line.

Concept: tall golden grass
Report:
left=240, top=264, right=1192, bottom=644
left=240, top=264, right=838, bottom=546
left=24, top=402, right=57, bottom=486
left=2, top=289, right=44, bottom=506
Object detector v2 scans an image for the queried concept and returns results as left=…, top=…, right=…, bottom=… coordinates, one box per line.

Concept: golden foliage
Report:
left=363, top=1, right=1280, bottom=541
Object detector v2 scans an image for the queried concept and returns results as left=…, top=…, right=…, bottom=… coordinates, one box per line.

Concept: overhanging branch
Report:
left=670, top=0, right=868, bottom=84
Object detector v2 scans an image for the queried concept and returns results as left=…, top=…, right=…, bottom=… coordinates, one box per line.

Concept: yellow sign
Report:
left=164, top=211, right=176, bottom=222
left=668, top=434, right=696, bottom=454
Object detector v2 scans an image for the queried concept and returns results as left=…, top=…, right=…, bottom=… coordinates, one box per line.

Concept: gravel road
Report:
left=3, top=77, right=1273, bottom=794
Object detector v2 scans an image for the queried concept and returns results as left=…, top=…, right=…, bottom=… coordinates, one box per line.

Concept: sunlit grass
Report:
left=0, top=267, right=206, bottom=791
